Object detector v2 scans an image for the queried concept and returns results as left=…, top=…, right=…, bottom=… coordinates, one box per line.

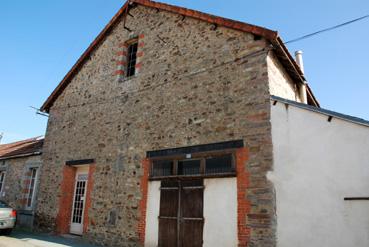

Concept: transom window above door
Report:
left=150, top=152, right=235, bottom=179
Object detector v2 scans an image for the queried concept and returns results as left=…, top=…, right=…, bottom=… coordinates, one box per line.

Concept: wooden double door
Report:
left=158, top=179, right=204, bottom=247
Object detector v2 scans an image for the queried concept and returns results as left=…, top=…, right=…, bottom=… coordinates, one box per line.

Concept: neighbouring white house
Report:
left=270, top=95, right=369, bottom=247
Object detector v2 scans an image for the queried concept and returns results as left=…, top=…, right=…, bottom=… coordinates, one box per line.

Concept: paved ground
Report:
left=0, top=229, right=100, bottom=247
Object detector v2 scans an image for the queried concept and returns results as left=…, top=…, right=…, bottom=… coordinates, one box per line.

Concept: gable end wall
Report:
left=37, top=5, right=278, bottom=246
left=267, top=51, right=302, bottom=102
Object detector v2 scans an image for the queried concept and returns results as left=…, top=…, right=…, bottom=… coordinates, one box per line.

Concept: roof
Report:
left=0, top=137, right=44, bottom=161
left=41, top=0, right=319, bottom=112
left=271, top=95, right=369, bottom=128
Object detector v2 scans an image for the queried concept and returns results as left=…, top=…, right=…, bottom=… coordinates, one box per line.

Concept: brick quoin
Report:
left=114, top=70, right=125, bottom=75
left=116, top=61, right=127, bottom=66
left=115, top=33, right=145, bottom=78
left=137, top=158, right=150, bottom=245
left=135, top=63, right=142, bottom=70
left=236, top=147, right=251, bottom=247
left=116, top=51, right=126, bottom=56
left=56, top=166, right=76, bottom=234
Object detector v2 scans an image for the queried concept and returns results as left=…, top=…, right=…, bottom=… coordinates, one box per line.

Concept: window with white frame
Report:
left=0, top=171, right=6, bottom=193
left=26, top=167, right=38, bottom=209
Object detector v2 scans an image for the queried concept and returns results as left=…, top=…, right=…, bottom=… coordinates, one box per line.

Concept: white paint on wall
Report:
left=270, top=101, right=369, bottom=247
left=144, top=178, right=238, bottom=247
left=267, top=53, right=302, bottom=103
left=144, top=181, right=161, bottom=247
left=203, top=177, right=238, bottom=247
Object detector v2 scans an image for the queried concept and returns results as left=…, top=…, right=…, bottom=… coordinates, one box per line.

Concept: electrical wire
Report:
left=285, top=14, right=369, bottom=44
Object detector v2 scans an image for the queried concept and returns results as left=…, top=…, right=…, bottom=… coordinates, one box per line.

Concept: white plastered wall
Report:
left=203, top=177, right=238, bottom=247
left=270, top=101, right=369, bottom=247
left=145, top=178, right=238, bottom=247
left=145, top=181, right=161, bottom=247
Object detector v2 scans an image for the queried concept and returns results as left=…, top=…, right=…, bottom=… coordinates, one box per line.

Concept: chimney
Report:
left=295, top=50, right=307, bottom=104
left=295, top=50, right=304, bottom=73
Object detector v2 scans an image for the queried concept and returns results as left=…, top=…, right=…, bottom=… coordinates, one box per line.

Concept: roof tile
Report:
left=0, top=137, right=43, bottom=160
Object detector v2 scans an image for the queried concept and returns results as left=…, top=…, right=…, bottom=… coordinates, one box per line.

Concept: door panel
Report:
left=158, top=179, right=204, bottom=247
left=158, top=218, right=178, bottom=247
left=181, top=180, right=204, bottom=247
left=159, top=190, right=179, bottom=217
left=180, top=220, right=204, bottom=247
left=181, top=188, right=203, bottom=218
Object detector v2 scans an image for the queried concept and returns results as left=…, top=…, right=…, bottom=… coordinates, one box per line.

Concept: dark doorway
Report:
left=158, top=179, right=204, bottom=247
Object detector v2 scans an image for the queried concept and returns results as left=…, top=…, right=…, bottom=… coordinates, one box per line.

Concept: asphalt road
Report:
left=0, top=230, right=100, bottom=247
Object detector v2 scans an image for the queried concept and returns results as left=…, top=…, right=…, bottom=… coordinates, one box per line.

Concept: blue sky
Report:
left=1, top=0, right=368, bottom=143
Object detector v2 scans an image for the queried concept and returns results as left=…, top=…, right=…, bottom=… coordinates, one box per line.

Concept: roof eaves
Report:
left=0, top=151, right=42, bottom=161
left=40, top=1, right=130, bottom=112
left=40, top=0, right=280, bottom=112
left=40, top=0, right=317, bottom=112
left=271, top=95, right=369, bottom=127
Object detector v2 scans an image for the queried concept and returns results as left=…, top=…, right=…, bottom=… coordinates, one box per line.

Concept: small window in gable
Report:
left=126, top=39, right=138, bottom=78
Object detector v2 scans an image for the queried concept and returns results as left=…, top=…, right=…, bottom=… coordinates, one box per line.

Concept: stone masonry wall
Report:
left=267, top=52, right=302, bottom=102
left=34, top=5, right=300, bottom=246
left=0, top=155, right=42, bottom=210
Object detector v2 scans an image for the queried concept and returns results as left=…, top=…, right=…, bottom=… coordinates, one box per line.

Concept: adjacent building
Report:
left=270, top=96, right=369, bottom=247
left=0, top=137, right=43, bottom=229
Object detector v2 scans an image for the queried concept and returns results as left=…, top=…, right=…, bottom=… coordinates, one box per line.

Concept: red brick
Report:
left=116, top=61, right=127, bottom=66
left=236, top=147, right=251, bottom=247
left=135, top=63, right=142, bottom=70
left=56, top=166, right=76, bottom=234
left=116, top=51, right=127, bottom=56
left=114, top=70, right=125, bottom=75
left=137, top=158, right=150, bottom=245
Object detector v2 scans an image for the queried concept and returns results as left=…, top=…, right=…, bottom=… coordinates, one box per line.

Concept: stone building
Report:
left=35, top=0, right=324, bottom=246
left=0, top=137, right=43, bottom=229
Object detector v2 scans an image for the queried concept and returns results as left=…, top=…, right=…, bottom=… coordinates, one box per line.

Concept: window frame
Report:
left=149, top=149, right=236, bottom=180
left=125, top=38, right=139, bottom=78
left=0, top=171, right=6, bottom=194
left=25, top=167, right=39, bottom=210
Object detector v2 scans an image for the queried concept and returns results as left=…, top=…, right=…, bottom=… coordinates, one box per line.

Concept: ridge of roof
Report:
left=271, top=95, right=369, bottom=127
left=0, top=137, right=44, bottom=160
left=41, top=0, right=319, bottom=112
